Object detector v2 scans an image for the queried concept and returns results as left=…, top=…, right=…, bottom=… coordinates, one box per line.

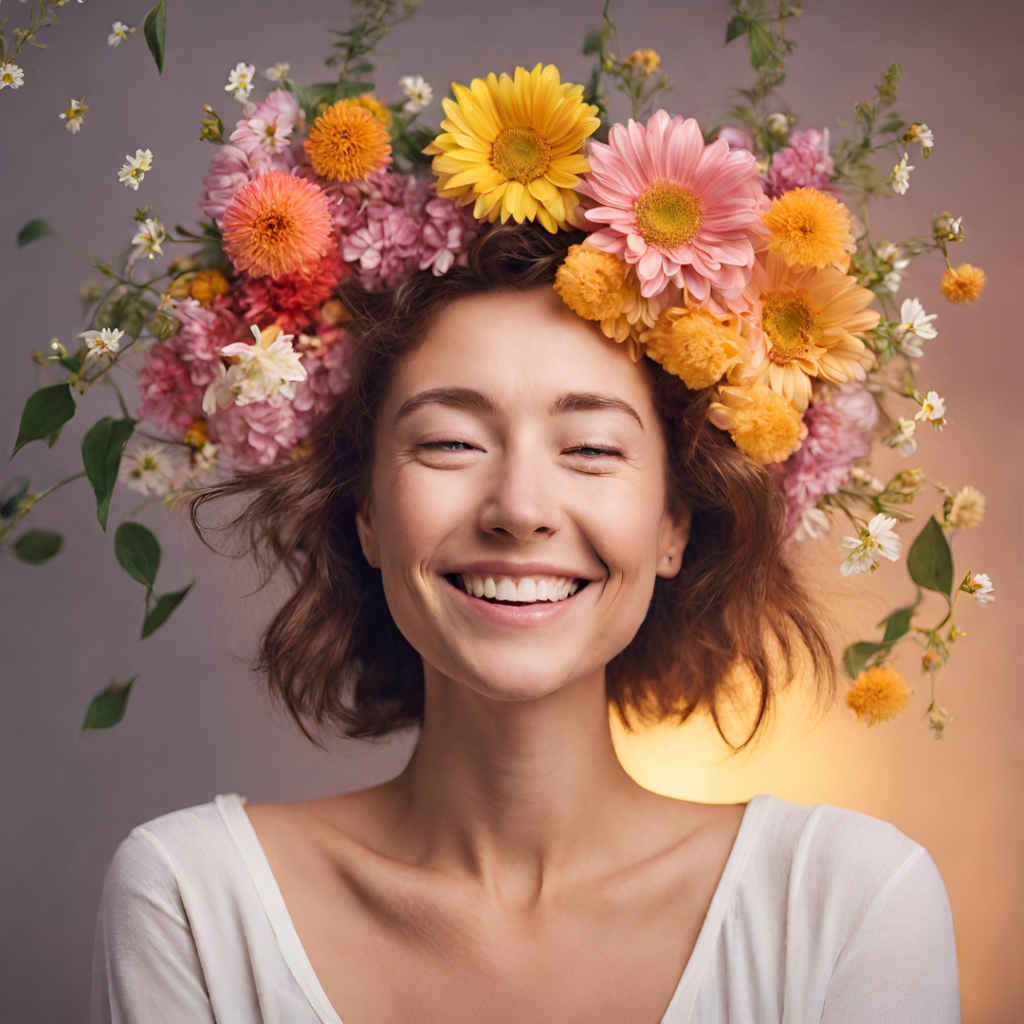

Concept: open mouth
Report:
left=442, top=573, right=592, bottom=607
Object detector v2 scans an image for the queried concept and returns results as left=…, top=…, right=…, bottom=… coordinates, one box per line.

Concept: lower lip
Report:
left=440, top=575, right=596, bottom=629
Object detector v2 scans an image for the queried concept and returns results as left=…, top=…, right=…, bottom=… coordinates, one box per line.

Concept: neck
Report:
left=384, top=662, right=662, bottom=907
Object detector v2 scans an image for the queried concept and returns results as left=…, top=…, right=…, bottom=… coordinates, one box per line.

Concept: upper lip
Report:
left=441, top=561, right=601, bottom=581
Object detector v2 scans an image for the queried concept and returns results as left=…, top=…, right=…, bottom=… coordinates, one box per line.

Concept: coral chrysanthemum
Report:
left=221, top=170, right=333, bottom=279
left=939, top=262, right=987, bottom=304
left=640, top=307, right=745, bottom=390
left=744, top=252, right=879, bottom=412
left=575, top=110, right=768, bottom=301
left=707, top=381, right=807, bottom=464
left=305, top=99, right=392, bottom=183
left=846, top=664, right=912, bottom=726
left=762, top=187, right=855, bottom=271
left=423, top=63, right=600, bottom=233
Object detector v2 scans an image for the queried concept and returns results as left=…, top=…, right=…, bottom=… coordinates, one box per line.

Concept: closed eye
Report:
left=418, top=442, right=623, bottom=458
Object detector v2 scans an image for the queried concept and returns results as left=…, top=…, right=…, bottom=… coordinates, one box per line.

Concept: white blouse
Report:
left=90, top=791, right=962, bottom=1023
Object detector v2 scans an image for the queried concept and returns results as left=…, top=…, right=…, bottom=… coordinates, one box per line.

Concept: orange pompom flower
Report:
left=305, top=99, right=392, bottom=183
left=939, top=262, right=987, bottom=305
left=846, top=664, right=913, bottom=727
left=221, top=170, right=333, bottom=279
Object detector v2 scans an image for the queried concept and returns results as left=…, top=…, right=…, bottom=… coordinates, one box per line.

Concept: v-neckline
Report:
left=216, top=791, right=771, bottom=1024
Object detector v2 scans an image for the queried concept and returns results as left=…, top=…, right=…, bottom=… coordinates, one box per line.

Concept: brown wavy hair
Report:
left=190, top=223, right=839, bottom=752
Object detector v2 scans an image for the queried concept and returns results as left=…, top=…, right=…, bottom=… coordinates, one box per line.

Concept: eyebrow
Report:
left=393, top=386, right=645, bottom=430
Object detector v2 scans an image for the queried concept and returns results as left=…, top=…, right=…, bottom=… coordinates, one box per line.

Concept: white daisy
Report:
left=793, top=506, right=831, bottom=542
left=399, top=74, right=433, bottom=114
left=118, top=443, right=179, bottom=498
left=914, top=390, right=947, bottom=431
left=850, top=466, right=884, bottom=494
left=118, top=148, right=153, bottom=190
left=839, top=513, right=902, bottom=577
left=964, top=572, right=994, bottom=605
left=219, top=324, right=307, bottom=407
left=78, top=326, right=124, bottom=363
left=904, top=122, right=934, bottom=155
left=108, top=22, right=133, bottom=47
left=0, top=61, right=25, bottom=90
left=225, top=62, right=256, bottom=102
left=263, top=62, right=291, bottom=82
left=898, top=298, right=938, bottom=342
left=887, top=416, right=917, bottom=457
left=891, top=152, right=914, bottom=195
left=59, top=97, right=90, bottom=133
left=129, top=216, right=166, bottom=266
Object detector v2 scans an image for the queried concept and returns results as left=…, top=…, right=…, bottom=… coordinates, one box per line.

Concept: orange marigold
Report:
left=305, top=99, right=392, bottom=183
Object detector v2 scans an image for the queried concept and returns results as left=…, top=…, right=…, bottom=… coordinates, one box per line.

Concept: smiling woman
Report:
left=188, top=224, right=834, bottom=748
left=92, top=223, right=961, bottom=1024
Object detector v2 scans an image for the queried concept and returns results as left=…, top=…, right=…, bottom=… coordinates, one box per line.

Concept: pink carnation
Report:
left=765, top=128, right=837, bottom=199
left=768, top=384, right=879, bottom=535
left=228, top=89, right=301, bottom=159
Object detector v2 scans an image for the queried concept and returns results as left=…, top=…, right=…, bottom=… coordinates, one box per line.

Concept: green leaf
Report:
left=115, top=521, right=161, bottom=592
left=82, top=417, right=136, bottom=531
left=907, top=515, right=953, bottom=600
left=582, top=28, right=603, bottom=55
left=143, top=0, right=166, bottom=75
left=16, top=218, right=55, bottom=248
left=748, top=21, right=773, bottom=69
left=79, top=677, right=137, bottom=736
left=10, top=529, right=64, bottom=565
left=843, top=640, right=888, bottom=680
left=10, top=383, right=76, bottom=460
left=142, top=583, right=193, bottom=639
left=877, top=601, right=917, bottom=644
left=725, top=17, right=748, bottom=44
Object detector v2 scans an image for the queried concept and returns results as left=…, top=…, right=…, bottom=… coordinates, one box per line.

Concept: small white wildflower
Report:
left=399, top=74, right=433, bottom=114
left=793, top=506, right=831, bottom=542
left=948, top=484, right=986, bottom=530
left=108, top=22, right=134, bottom=47
left=850, top=466, right=884, bottom=493
left=118, top=148, right=153, bottom=190
left=904, top=122, right=934, bottom=156
left=964, top=571, right=995, bottom=605
left=263, top=62, right=291, bottom=82
left=891, top=152, right=914, bottom=195
left=118, top=443, right=179, bottom=498
left=225, top=62, right=256, bottom=102
left=839, top=513, right=902, bottom=577
left=882, top=270, right=902, bottom=294
left=914, top=390, right=947, bottom=431
left=877, top=241, right=910, bottom=270
left=766, top=112, right=789, bottom=137
left=927, top=703, right=954, bottom=737
left=220, top=324, right=307, bottom=407
left=898, top=298, right=938, bottom=342
left=78, top=326, right=124, bottom=364
left=888, top=416, right=917, bottom=457
left=129, top=216, right=166, bottom=266
left=0, top=61, right=25, bottom=90
left=59, top=97, right=91, bottom=133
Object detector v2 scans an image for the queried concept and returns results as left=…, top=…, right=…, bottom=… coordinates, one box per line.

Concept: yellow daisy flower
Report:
left=423, top=62, right=601, bottom=233
left=746, top=252, right=880, bottom=413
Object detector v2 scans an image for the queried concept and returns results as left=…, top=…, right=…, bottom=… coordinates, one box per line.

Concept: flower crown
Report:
left=6, top=5, right=991, bottom=738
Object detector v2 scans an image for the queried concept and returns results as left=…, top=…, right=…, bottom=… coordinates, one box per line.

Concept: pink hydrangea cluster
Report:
left=765, top=128, right=836, bottom=199
left=198, top=90, right=307, bottom=223
left=317, top=169, right=480, bottom=291
left=768, top=384, right=880, bottom=534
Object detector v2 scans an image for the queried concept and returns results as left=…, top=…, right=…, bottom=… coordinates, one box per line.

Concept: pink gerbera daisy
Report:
left=576, top=111, right=769, bottom=301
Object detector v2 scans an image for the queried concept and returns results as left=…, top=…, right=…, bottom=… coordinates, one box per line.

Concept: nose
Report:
left=478, top=435, right=562, bottom=542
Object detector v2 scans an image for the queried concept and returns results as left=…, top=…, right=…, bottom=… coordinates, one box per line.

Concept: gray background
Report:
left=2, top=1, right=1021, bottom=1021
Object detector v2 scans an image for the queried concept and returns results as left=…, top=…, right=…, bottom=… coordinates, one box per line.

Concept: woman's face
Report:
left=356, top=284, right=690, bottom=702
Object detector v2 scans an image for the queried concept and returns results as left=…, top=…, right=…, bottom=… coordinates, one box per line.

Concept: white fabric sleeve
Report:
left=820, top=845, right=962, bottom=1023
left=91, top=827, right=216, bottom=1024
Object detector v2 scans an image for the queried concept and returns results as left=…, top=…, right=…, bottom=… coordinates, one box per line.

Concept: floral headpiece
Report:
left=4, top=2, right=991, bottom=739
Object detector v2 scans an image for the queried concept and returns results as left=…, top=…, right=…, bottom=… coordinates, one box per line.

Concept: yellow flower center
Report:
left=251, top=211, right=292, bottom=250
left=634, top=181, right=704, bottom=249
left=491, top=126, right=552, bottom=184
left=762, top=290, right=823, bottom=363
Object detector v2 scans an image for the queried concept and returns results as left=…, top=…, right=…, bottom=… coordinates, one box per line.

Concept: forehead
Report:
left=383, top=285, right=657, bottom=425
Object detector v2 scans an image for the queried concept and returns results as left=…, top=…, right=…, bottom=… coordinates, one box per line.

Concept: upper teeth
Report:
left=455, top=574, right=581, bottom=603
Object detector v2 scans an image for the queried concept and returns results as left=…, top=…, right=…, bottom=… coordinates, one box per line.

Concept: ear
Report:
left=656, top=500, right=692, bottom=580
left=354, top=491, right=381, bottom=570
